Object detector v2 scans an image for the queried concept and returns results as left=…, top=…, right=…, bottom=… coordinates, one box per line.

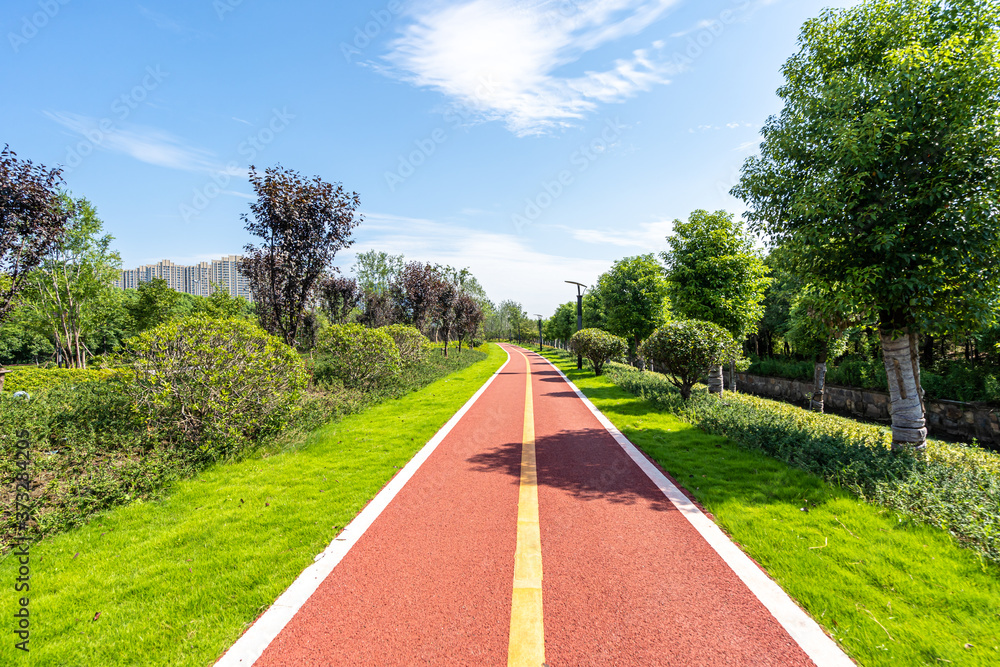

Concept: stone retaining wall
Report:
left=723, top=371, right=1000, bottom=447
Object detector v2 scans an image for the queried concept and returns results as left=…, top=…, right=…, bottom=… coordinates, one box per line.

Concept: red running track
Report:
left=251, top=345, right=819, bottom=666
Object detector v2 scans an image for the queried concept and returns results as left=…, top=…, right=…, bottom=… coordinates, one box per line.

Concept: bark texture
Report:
left=707, top=364, right=724, bottom=395
left=880, top=328, right=927, bottom=450
left=811, top=361, right=827, bottom=413
left=728, top=359, right=737, bottom=392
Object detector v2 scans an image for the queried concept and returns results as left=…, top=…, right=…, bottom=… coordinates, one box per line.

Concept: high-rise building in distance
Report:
left=113, top=255, right=252, bottom=301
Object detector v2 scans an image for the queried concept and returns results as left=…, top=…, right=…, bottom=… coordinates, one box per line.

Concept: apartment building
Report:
left=114, top=255, right=253, bottom=301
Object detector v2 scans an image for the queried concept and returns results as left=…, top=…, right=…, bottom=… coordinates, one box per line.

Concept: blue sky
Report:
left=2, top=0, right=859, bottom=316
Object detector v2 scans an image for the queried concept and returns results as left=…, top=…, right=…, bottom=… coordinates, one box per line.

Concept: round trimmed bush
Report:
left=380, top=324, right=430, bottom=366
left=121, top=316, right=308, bottom=458
left=639, top=319, right=741, bottom=400
left=316, top=323, right=402, bottom=390
left=569, top=328, right=627, bottom=376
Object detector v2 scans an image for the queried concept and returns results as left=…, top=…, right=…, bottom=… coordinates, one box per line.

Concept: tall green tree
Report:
left=753, top=247, right=803, bottom=357
left=582, top=288, right=607, bottom=331
left=661, top=210, right=771, bottom=394
left=23, top=196, right=120, bottom=368
left=596, top=254, right=669, bottom=365
left=785, top=284, right=866, bottom=412
left=128, top=278, right=182, bottom=333
left=545, top=302, right=577, bottom=347
left=353, top=250, right=404, bottom=295
left=732, top=0, right=1000, bottom=450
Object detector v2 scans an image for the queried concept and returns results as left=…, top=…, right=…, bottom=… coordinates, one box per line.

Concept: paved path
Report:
left=220, top=345, right=852, bottom=666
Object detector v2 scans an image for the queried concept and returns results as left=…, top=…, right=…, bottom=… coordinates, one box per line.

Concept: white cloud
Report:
left=381, top=0, right=682, bottom=135
left=46, top=111, right=233, bottom=175
left=563, top=219, right=673, bottom=248
left=339, top=212, right=611, bottom=314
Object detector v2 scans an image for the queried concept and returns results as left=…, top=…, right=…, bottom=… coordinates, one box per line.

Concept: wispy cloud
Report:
left=137, top=5, right=199, bottom=36
left=562, top=219, right=673, bottom=248
left=45, top=111, right=235, bottom=174
left=381, top=0, right=682, bottom=135
left=689, top=122, right=754, bottom=133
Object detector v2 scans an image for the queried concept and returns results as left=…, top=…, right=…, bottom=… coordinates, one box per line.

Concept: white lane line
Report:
left=215, top=347, right=513, bottom=666
left=534, top=352, right=855, bottom=667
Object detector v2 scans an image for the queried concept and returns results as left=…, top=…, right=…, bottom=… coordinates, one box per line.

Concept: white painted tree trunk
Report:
left=707, top=365, right=724, bottom=395
left=880, top=329, right=927, bottom=451
left=811, top=361, right=827, bottom=413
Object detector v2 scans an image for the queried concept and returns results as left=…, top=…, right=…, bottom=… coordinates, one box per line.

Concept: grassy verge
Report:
left=0, top=344, right=506, bottom=666
left=540, top=349, right=1000, bottom=667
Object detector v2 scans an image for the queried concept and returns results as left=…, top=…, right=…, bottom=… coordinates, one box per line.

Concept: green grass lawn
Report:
left=0, top=344, right=507, bottom=666
left=541, top=349, right=1000, bottom=667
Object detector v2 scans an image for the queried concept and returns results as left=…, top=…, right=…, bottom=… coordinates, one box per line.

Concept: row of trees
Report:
left=546, top=209, right=769, bottom=391
left=218, top=164, right=493, bottom=354
left=732, top=0, right=1000, bottom=451
left=0, top=155, right=493, bottom=374
left=310, top=254, right=488, bottom=355
left=549, top=0, right=1000, bottom=453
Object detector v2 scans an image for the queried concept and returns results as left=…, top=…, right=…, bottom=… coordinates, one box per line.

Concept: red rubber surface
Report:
left=252, top=346, right=818, bottom=666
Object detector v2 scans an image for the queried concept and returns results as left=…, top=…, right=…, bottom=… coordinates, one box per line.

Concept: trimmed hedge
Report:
left=603, top=362, right=1000, bottom=564
left=569, top=328, right=626, bottom=376
left=2, top=367, right=119, bottom=394
left=640, top=320, right=741, bottom=399
left=380, top=324, right=431, bottom=367
left=315, top=324, right=402, bottom=390
left=1, top=381, right=192, bottom=551
left=120, top=316, right=308, bottom=459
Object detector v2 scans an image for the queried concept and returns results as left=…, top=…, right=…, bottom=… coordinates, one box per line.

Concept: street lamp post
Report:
left=534, top=314, right=544, bottom=352
left=565, top=281, right=586, bottom=370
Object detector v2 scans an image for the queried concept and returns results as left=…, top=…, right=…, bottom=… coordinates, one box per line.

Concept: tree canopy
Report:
left=732, top=0, right=1000, bottom=337
left=731, top=0, right=1000, bottom=448
left=241, top=164, right=362, bottom=346
left=597, top=254, right=668, bottom=359
left=0, top=145, right=69, bottom=323
left=661, top=209, right=770, bottom=341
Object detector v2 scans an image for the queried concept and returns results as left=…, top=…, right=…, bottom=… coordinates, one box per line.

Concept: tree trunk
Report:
left=728, top=359, right=737, bottom=392
left=879, top=326, right=927, bottom=451
left=811, top=349, right=828, bottom=413
left=707, top=365, right=724, bottom=395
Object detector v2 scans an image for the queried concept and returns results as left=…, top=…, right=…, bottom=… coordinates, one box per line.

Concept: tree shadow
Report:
left=465, top=428, right=675, bottom=512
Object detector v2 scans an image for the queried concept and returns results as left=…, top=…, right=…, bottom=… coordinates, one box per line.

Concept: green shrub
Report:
left=747, top=356, right=815, bottom=381
left=2, top=367, right=119, bottom=394
left=603, top=362, right=1000, bottom=564
left=380, top=324, right=430, bottom=366
left=120, top=316, right=308, bottom=459
left=1, top=381, right=189, bottom=552
left=747, top=354, right=1000, bottom=404
left=640, top=320, right=742, bottom=399
left=569, top=328, right=626, bottom=376
left=826, top=356, right=889, bottom=392
left=315, top=323, right=401, bottom=390
left=921, top=363, right=1000, bottom=404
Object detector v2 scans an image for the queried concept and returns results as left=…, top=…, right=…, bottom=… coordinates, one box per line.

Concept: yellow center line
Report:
left=508, top=350, right=545, bottom=667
